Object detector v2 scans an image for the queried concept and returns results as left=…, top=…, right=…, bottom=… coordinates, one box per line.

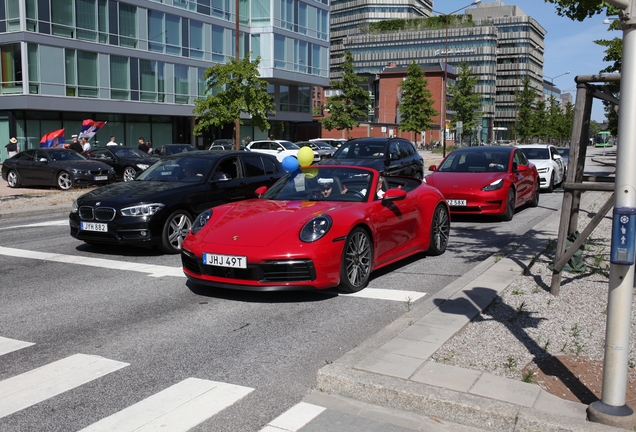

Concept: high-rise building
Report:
left=328, top=1, right=547, bottom=142
left=0, top=0, right=329, bottom=158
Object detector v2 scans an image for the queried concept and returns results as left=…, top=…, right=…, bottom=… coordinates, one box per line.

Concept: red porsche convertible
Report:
left=424, top=146, right=539, bottom=221
left=181, top=166, right=450, bottom=292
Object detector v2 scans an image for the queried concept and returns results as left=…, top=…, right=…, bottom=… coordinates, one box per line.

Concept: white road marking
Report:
left=260, top=402, right=326, bottom=432
left=0, top=246, right=183, bottom=278
left=345, top=288, right=426, bottom=302
left=79, top=378, right=254, bottom=432
left=0, top=336, right=34, bottom=356
left=0, top=354, right=129, bottom=419
left=0, top=220, right=69, bottom=231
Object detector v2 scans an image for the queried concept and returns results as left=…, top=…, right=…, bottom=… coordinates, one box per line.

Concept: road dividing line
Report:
left=0, top=220, right=69, bottom=231
left=344, top=288, right=426, bottom=302
left=0, top=336, right=34, bottom=356
left=260, top=402, right=326, bottom=432
left=0, top=353, right=128, bottom=419
left=0, top=246, right=183, bottom=278
left=79, top=378, right=254, bottom=432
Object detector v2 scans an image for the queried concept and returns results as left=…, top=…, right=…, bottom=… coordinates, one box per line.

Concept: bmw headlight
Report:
left=481, top=178, right=504, bottom=191
left=191, top=209, right=212, bottom=234
left=300, top=215, right=332, bottom=242
left=71, top=168, right=87, bottom=175
left=120, top=203, right=164, bottom=217
left=71, top=200, right=78, bottom=213
left=136, top=164, right=150, bottom=170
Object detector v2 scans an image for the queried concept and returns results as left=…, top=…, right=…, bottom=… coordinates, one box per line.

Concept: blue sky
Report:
left=444, top=0, right=614, bottom=122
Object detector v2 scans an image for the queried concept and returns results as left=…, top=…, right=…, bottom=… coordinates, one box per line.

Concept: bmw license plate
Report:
left=94, top=175, right=108, bottom=181
left=80, top=222, right=108, bottom=232
left=447, top=199, right=467, bottom=206
left=203, top=253, right=247, bottom=269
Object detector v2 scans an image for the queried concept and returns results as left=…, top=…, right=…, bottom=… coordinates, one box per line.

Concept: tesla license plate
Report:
left=94, top=175, right=108, bottom=181
left=203, top=253, right=247, bottom=269
left=447, top=199, right=467, bottom=206
left=80, top=222, right=108, bottom=232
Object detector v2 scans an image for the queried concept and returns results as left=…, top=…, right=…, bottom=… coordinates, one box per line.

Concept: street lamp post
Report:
left=431, top=0, right=481, bottom=158
left=544, top=71, right=571, bottom=85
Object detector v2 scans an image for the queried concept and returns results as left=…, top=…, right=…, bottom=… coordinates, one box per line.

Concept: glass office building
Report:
left=0, top=0, right=329, bottom=158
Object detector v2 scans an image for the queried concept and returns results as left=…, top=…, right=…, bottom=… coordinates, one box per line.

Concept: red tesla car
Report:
left=424, top=146, right=539, bottom=221
left=181, top=166, right=450, bottom=292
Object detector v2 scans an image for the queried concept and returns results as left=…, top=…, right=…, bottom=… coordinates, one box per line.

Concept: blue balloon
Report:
left=282, top=155, right=299, bottom=172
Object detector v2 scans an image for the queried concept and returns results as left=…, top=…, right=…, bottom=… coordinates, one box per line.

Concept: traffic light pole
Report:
left=588, top=0, right=636, bottom=428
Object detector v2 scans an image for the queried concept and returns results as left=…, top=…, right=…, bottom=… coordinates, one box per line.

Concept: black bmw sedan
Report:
left=2, top=148, right=116, bottom=190
left=321, top=137, right=424, bottom=179
left=69, top=151, right=285, bottom=253
left=85, top=146, right=159, bottom=182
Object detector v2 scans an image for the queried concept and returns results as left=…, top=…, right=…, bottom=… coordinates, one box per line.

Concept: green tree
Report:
left=193, top=54, right=274, bottom=145
left=556, top=101, right=575, bottom=143
left=532, top=98, right=548, bottom=142
left=515, top=77, right=539, bottom=143
left=544, top=1, right=617, bottom=21
left=546, top=95, right=562, bottom=143
left=398, top=61, right=438, bottom=143
left=321, top=51, right=371, bottom=138
left=595, top=19, right=621, bottom=135
left=446, top=62, right=480, bottom=143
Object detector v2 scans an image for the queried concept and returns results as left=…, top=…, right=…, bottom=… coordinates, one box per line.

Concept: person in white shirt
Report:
left=82, top=138, right=91, bottom=152
left=107, top=136, right=118, bottom=146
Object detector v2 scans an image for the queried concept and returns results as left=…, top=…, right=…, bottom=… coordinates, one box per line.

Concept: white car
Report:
left=247, top=140, right=300, bottom=162
left=518, top=144, right=566, bottom=192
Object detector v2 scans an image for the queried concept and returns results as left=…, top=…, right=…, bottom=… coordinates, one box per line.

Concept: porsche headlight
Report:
left=481, top=178, right=504, bottom=191
left=120, top=203, right=164, bottom=217
left=71, top=200, right=78, bottom=213
left=300, top=215, right=332, bottom=242
left=136, top=164, right=150, bottom=170
left=191, top=209, right=212, bottom=234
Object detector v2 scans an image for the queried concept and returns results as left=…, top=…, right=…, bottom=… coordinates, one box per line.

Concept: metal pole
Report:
left=234, top=0, right=241, bottom=150
left=588, top=1, right=636, bottom=427
left=443, top=15, right=448, bottom=158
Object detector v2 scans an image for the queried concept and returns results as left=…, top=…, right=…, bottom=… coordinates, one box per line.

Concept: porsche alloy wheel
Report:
left=428, top=204, right=450, bottom=256
left=7, top=170, right=20, bottom=188
left=57, top=171, right=72, bottom=190
left=123, top=166, right=137, bottom=182
left=338, top=227, right=373, bottom=293
left=161, top=211, right=192, bottom=254
left=502, top=188, right=516, bottom=221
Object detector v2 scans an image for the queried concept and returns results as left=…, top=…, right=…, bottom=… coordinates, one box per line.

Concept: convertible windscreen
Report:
left=262, top=167, right=373, bottom=202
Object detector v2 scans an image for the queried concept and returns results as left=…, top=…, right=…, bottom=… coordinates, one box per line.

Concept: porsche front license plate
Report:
left=203, top=253, right=247, bottom=269
left=94, top=175, right=108, bottom=181
left=80, top=222, right=108, bottom=232
left=447, top=199, right=467, bottom=206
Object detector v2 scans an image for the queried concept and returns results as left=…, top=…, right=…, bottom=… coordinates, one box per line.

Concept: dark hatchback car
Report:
left=2, top=148, right=115, bottom=190
left=85, top=147, right=159, bottom=182
left=153, top=144, right=197, bottom=157
left=322, top=137, right=424, bottom=179
left=69, top=151, right=285, bottom=253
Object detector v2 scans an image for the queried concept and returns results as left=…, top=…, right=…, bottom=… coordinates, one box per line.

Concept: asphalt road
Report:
left=0, top=148, right=613, bottom=431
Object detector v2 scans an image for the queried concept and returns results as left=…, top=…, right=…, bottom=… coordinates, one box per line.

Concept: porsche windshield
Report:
left=262, top=167, right=373, bottom=202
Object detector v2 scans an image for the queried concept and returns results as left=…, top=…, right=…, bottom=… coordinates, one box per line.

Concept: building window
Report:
left=280, top=85, right=289, bottom=111
left=27, top=43, right=39, bottom=94
left=197, top=67, right=207, bottom=96
left=140, top=59, right=164, bottom=102
left=6, top=0, right=20, bottom=31
left=211, top=0, right=231, bottom=21
left=174, top=64, right=189, bottom=104
left=76, top=0, right=107, bottom=42
left=66, top=48, right=98, bottom=97
left=110, top=55, right=130, bottom=100
left=211, top=25, right=225, bottom=62
left=251, top=0, right=269, bottom=25
left=51, top=0, right=74, bottom=37
left=299, top=86, right=310, bottom=113
left=119, top=3, right=137, bottom=48
left=0, top=43, right=22, bottom=94
left=190, top=20, right=204, bottom=59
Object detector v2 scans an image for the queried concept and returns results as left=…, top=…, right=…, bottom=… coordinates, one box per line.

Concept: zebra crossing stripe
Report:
left=79, top=378, right=254, bottom=432
left=0, top=353, right=128, bottom=419
left=260, top=402, right=326, bottom=432
left=0, top=336, right=34, bottom=356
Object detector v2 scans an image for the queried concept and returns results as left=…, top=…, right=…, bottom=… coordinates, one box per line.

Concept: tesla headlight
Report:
left=300, top=215, right=332, bottom=242
left=191, top=209, right=212, bottom=234
left=71, top=200, right=78, bottom=213
left=136, top=164, right=150, bottom=170
left=481, top=178, right=504, bottom=191
left=120, top=203, right=164, bottom=217
left=71, top=168, right=87, bottom=175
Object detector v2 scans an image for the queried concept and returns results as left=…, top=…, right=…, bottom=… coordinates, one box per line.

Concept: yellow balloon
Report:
left=297, top=147, right=314, bottom=167
left=303, top=167, right=318, bottom=178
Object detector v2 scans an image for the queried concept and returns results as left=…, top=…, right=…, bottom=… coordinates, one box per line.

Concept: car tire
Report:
left=528, top=181, right=540, bottom=208
left=338, top=227, right=373, bottom=293
left=7, top=170, right=21, bottom=188
left=57, top=171, right=73, bottom=190
left=502, top=188, right=516, bottom=221
left=546, top=172, right=554, bottom=193
left=428, top=203, right=450, bottom=256
left=123, top=166, right=137, bottom=182
left=413, top=170, right=423, bottom=180
left=160, top=210, right=193, bottom=254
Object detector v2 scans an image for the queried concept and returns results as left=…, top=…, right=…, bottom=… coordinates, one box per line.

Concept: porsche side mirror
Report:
left=382, top=188, right=407, bottom=201
left=255, top=186, right=267, bottom=197
left=428, top=165, right=437, bottom=172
